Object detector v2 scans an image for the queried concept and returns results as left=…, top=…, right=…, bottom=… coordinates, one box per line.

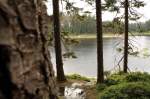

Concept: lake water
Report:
left=51, top=36, right=150, bottom=77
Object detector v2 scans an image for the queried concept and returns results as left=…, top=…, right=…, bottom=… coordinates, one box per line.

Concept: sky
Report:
left=45, top=0, right=150, bottom=22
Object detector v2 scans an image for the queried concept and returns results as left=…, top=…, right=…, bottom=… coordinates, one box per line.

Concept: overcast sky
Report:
left=46, top=0, right=150, bottom=22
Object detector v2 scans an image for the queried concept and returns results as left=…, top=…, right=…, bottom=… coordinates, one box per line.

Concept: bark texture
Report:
left=0, top=0, right=58, bottom=99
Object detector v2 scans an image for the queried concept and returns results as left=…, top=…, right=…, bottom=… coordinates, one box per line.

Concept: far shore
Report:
left=70, top=34, right=122, bottom=39
left=69, top=33, right=150, bottom=39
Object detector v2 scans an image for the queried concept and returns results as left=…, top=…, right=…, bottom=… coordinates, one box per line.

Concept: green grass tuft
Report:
left=66, top=74, right=91, bottom=82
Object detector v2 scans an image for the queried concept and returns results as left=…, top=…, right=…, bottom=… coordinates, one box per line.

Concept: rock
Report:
left=72, top=83, right=84, bottom=88
left=65, top=87, right=85, bottom=99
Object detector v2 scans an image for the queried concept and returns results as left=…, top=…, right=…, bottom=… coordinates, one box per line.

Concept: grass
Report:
left=66, top=74, right=91, bottom=82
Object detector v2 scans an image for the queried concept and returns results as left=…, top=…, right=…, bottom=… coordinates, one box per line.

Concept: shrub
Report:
left=99, top=82, right=150, bottom=99
left=96, top=84, right=107, bottom=91
left=125, top=72, right=150, bottom=82
left=104, top=72, right=150, bottom=86
left=97, top=72, right=150, bottom=99
left=104, top=73, right=126, bottom=86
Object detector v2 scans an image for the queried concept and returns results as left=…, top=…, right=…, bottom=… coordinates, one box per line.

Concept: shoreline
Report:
left=70, top=34, right=122, bottom=39
left=70, top=34, right=150, bottom=39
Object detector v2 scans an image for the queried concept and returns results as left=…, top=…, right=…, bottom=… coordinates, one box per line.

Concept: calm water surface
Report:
left=51, top=36, right=150, bottom=77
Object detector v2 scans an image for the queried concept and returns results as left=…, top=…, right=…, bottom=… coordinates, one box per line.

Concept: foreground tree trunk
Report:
left=123, top=0, right=129, bottom=73
left=0, top=0, right=58, bottom=99
left=52, top=0, right=66, bottom=81
left=96, top=0, right=104, bottom=83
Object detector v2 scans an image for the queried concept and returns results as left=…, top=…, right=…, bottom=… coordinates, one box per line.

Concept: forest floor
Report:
left=56, top=74, right=98, bottom=99
left=57, top=79, right=97, bottom=99
left=57, top=72, right=150, bottom=99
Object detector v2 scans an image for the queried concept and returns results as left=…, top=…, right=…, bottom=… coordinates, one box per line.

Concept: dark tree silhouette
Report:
left=123, top=0, right=129, bottom=73
left=52, top=0, right=67, bottom=81
left=96, top=0, right=104, bottom=83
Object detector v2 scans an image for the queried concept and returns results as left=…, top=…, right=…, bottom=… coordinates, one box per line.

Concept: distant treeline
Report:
left=59, top=15, right=150, bottom=34
left=129, top=20, right=150, bottom=32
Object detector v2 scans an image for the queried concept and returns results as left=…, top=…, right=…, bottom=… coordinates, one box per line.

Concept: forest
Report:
left=0, top=0, right=150, bottom=99
left=59, top=15, right=150, bottom=34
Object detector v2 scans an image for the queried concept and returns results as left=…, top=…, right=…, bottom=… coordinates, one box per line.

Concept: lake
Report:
left=50, top=36, right=150, bottom=77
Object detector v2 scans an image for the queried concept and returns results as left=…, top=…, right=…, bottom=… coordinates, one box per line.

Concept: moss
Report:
left=104, top=72, right=150, bottom=86
left=104, top=73, right=127, bottom=86
left=66, top=74, right=91, bottom=82
left=96, top=84, right=107, bottom=91
left=97, top=72, right=150, bottom=99
left=125, top=72, right=150, bottom=82
left=99, top=82, right=150, bottom=99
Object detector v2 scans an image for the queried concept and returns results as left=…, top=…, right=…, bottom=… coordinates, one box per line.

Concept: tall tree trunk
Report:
left=0, top=0, right=58, bottom=99
left=124, top=0, right=129, bottom=73
left=96, top=0, right=104, bottom=83
left=52, top=0, right=66, bottom=81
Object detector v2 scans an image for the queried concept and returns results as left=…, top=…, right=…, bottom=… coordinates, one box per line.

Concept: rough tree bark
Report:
left=52, top=0, right=66, bottom=82
left=96, top=0, right=104, bottom=83
left=0, top=0, right=58, bottom=99
left=123, top=0, right=129, bottom=73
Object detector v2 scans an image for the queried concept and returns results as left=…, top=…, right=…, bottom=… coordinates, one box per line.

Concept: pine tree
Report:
left=53, top=0, right=67, bottom=81
left=96, top=0, right=104, bottom=84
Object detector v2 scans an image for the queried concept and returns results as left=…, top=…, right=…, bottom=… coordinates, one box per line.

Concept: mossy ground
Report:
left=57, top=72, right=150, bottom=99
left=98, top=72, right=150, bottom=99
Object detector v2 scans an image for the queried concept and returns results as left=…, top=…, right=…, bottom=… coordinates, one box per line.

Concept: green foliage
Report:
left=103, top=0, right=119, bottom=12
left=61, top=31, right=79, bottom=45
left=116, top=46, right=150, bottom=58
left=131, top=0, right=145, bottom=8
left=66, top=74, right=91, bottom=82
left=96, top=84, right=107, bottom=91
left=125, top=72, right=150, bottom=82
left=62, top=15, right=126, bottom=34
left=59, top=0, right=146, bottom=35
left=63, top=0, right=82, bottom=15
left=104, top=72, right=150, bottom=86
left=99, top=82, right=150, bottom=99
left=61, top=31, right=79, bottom=59
left=129, top=20, right=150, bottom=33
left=104, top=73, right=127, bottom=86
left=62, top=15, right=96, bottom=34
left=63, top=52, right=77, bottom=58
left=98, top=72, right=150, bottom=99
